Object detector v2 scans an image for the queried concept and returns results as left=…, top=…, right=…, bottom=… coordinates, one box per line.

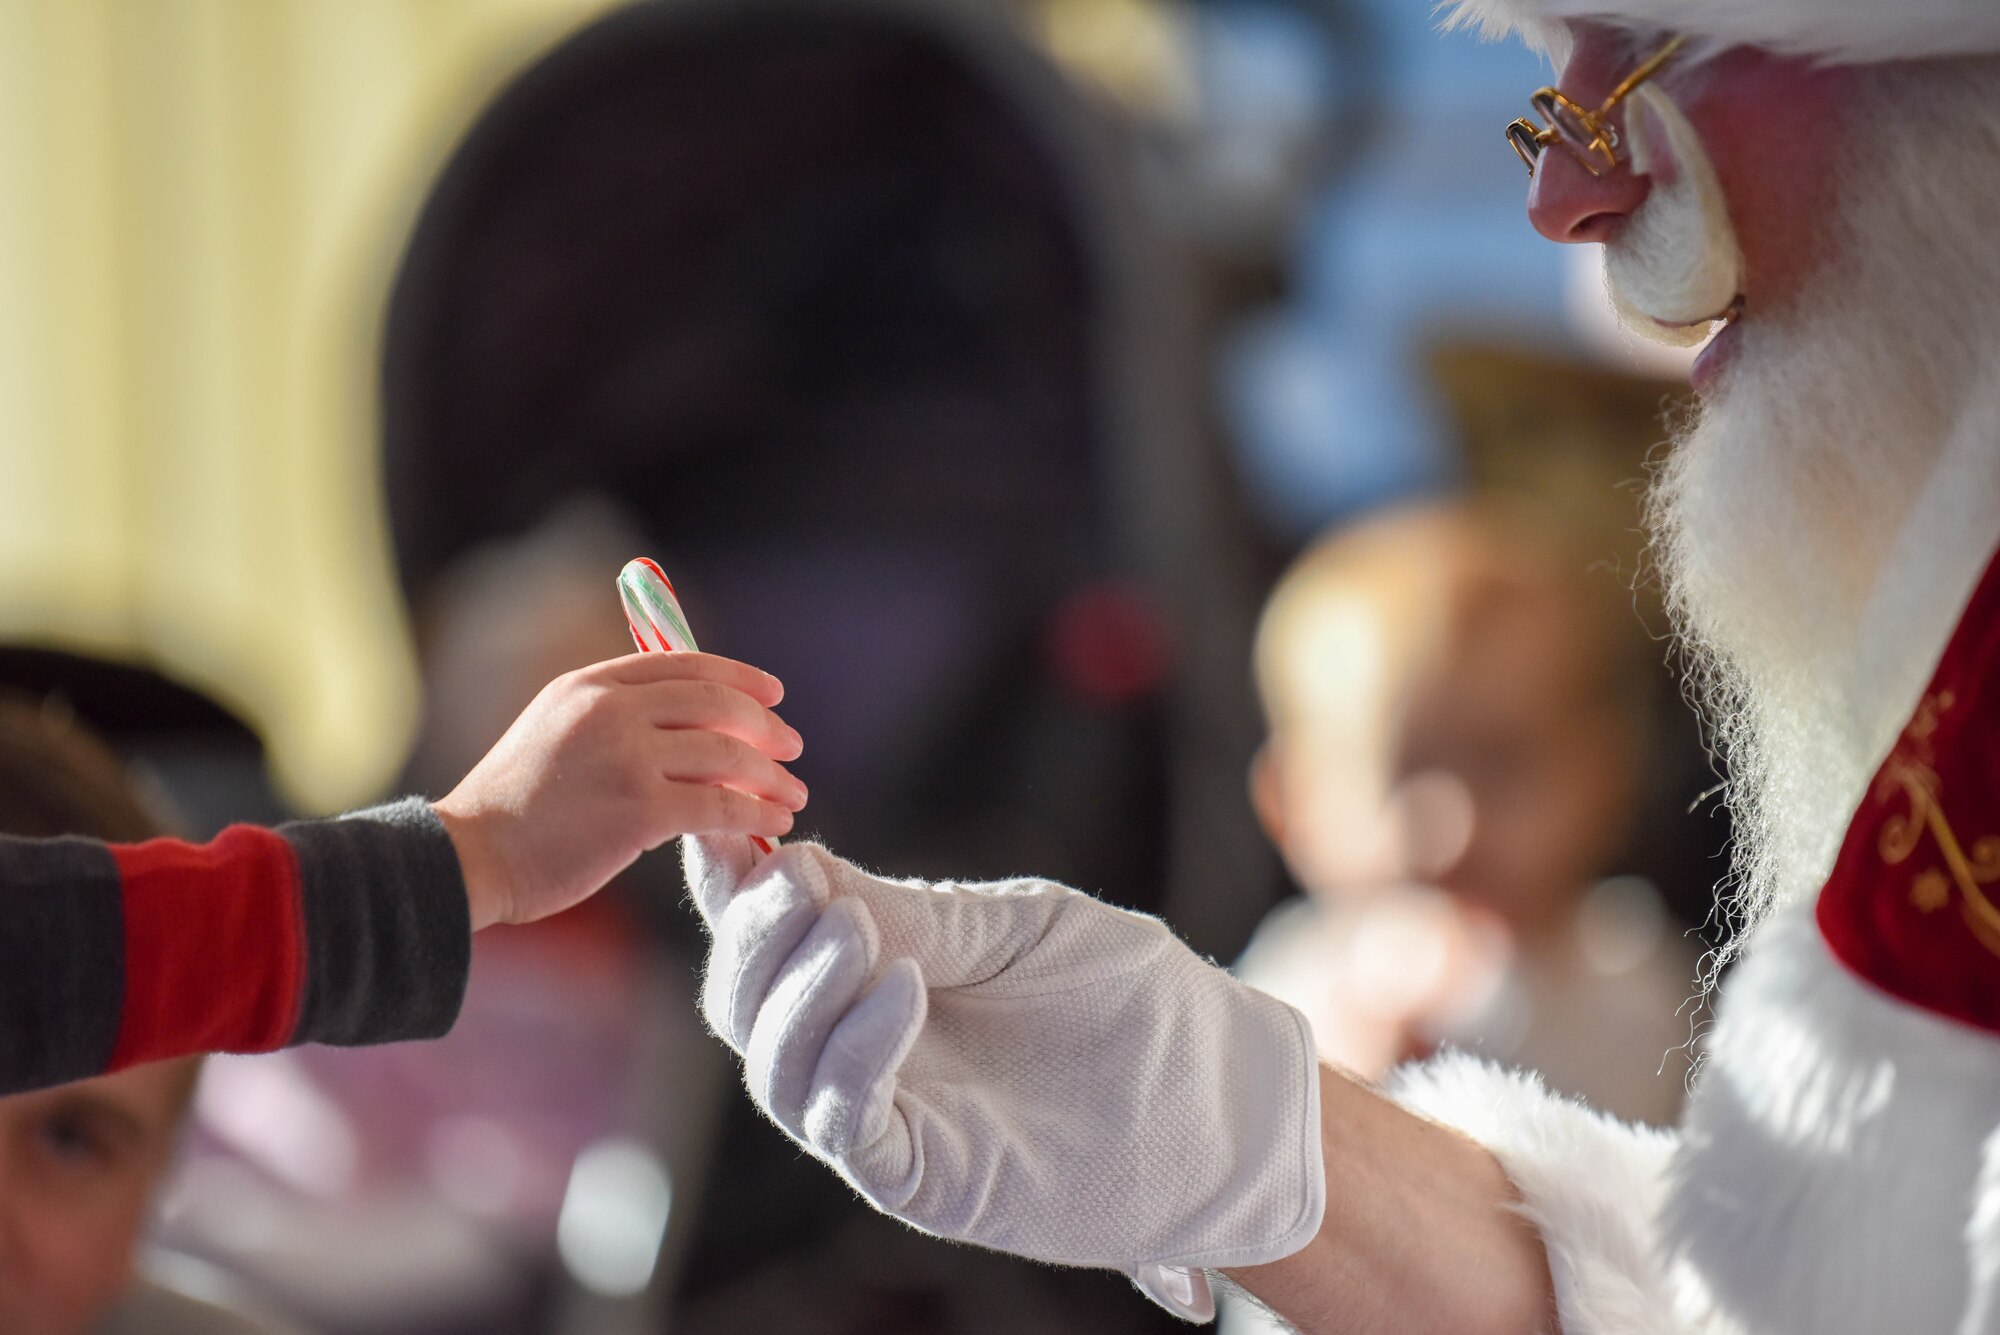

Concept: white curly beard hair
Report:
left=1632, top=58, right=2000, bottom=969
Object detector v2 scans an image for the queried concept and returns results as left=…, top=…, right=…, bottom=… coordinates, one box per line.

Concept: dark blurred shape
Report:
left=0, top=650, right=248, bottom=738
left=382, top=1, right=1280, bottom=1329
left=386, top=5, right=1101, bottom=605
left=0, top=685, right=170, bottom=840
left=0, top=648, right=286, bottom=836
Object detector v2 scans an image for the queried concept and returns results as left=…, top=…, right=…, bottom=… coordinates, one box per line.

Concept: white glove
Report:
left=685, top=836, right=1325, bottom=1322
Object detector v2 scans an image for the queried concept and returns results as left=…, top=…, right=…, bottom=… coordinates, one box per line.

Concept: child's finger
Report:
left=647, top=680, right=802, bottom=761
left=597, top=650, right=785, bottom=707
left=663, top=781, right=797, bottom=840
left=658, top=730, right=809, bottom=809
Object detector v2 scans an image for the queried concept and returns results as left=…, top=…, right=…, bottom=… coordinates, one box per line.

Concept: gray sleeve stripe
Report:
left=282, top=797, right=471, bottom=1048
left=0, top=836, right=126, bottom=1094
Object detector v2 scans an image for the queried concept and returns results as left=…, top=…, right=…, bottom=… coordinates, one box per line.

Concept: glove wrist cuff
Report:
left=1133, top=1026, right=1326, bottom=1322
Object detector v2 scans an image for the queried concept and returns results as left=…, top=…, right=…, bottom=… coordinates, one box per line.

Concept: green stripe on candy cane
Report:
left=616, top=558, right=777, bottom=854
left=620, top=562, right=699, bottom=653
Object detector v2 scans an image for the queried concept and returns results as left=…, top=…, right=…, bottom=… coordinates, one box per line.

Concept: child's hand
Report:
left=1304, top=890, right=1511, bottom=1079
left=433, top=651, right=806, bottom=929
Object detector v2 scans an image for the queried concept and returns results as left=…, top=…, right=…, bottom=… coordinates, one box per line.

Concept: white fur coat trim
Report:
left=1388, top=1052, right=1690, bottom=1335
left=1441, top=0, right=2000, bottom=64
left=1390, top=904, right=2000, bottom=1335
left=1665, top=906, right=2000, bottom=1335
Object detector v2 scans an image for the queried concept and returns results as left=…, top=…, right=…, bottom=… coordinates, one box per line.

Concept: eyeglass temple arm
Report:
left=1602, top=33, right=1687, bottom=109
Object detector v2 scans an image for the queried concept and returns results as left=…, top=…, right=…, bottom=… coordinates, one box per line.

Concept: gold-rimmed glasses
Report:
left=1506, top=34, right=1687, bottom=178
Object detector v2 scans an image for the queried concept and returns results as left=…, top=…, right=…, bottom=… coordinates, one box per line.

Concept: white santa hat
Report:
left=1443, top=0, right=2000, bottom=64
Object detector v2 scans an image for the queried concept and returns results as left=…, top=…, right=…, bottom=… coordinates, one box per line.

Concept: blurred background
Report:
left=0, top=0, right=1731, bottom=1331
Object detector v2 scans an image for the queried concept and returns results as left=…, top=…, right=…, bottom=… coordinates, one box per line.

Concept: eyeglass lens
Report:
left=1529, top=91, right=1617, bottom=173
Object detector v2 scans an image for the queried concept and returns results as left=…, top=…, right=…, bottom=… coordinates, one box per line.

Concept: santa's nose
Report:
left=1527, top=140, right=1652, bottom=243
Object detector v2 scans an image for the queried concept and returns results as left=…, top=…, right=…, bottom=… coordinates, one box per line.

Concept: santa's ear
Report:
left=1249, top=743, right=1285, bottom=847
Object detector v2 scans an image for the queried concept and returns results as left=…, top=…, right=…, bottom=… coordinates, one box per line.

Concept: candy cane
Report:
left=617, top=557, right=777, bottom=853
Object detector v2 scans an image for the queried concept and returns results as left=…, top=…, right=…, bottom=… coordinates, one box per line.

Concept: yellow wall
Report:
left=0, top=0, right=619, bottom=810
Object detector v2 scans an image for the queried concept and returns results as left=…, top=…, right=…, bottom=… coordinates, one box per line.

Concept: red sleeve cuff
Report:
left=107, top=825, right=307, bottom=1069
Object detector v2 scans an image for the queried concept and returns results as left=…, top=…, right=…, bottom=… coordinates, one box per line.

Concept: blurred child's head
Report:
left=0, top=696, right=200, bottom=1335
left=1252, top=502, right=1649, bottom=933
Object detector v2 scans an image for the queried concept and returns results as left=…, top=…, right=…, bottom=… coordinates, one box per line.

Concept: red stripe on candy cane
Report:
left=635, top=556, right=675, bottom=596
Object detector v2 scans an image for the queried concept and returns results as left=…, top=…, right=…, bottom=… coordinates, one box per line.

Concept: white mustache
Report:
left=1604, top=84, right=1743, bottom=346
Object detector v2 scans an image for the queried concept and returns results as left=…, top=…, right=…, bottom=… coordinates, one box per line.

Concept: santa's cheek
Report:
left=1698, top=63, right=1853, bottom=303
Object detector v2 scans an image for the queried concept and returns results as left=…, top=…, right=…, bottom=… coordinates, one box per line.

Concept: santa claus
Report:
left=684, top=3, right=2000, bottom=1331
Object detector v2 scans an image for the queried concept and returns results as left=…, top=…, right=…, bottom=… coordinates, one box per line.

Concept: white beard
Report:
left=1623, top=61, right=2000, bottom=963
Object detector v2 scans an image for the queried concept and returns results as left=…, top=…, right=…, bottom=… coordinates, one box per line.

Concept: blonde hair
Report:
left=1254, top=499, right=1644, bottom=736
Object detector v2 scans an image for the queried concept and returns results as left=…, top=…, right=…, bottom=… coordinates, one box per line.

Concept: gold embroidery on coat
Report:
left=1875, top=690, right=2000, bottom=958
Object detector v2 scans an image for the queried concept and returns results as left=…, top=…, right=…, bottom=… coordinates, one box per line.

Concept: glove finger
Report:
left=683, top=832, right=761, bottom=924
left=833, top=871, right=1069, bottom=989
left=745, top=846, right=1166, bottom=1002
left=701, top=845, right=831, bottom=1051
left=803, top=956, right=926, bottom=1160
left=745, top=896, right=880, bottom=1135
left=750, top=844, right=1084, bottom=992
left=840, top=868, right=1175, bottom=996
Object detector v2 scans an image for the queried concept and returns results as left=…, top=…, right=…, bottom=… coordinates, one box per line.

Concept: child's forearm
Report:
left=0, top=797, right=469, bottom=1095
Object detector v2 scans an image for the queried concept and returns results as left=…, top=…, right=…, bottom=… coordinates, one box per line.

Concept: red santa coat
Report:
left=1388, top=548, right=2000, bottom=1335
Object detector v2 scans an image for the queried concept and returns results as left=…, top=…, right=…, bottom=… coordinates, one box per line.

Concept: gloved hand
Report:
left=686, top=836, right=1325, bottom=1322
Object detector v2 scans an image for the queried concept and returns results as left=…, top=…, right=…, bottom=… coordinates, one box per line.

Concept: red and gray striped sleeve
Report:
left=0, top=796, right=472, bottom=1095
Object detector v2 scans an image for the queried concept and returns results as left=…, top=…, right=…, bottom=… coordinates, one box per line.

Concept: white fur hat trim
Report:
left=1442, top=0, right=2000, bottom=63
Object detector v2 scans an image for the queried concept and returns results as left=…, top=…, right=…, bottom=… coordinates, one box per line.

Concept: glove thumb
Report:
left=683, top=832, right=762, bottom=924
